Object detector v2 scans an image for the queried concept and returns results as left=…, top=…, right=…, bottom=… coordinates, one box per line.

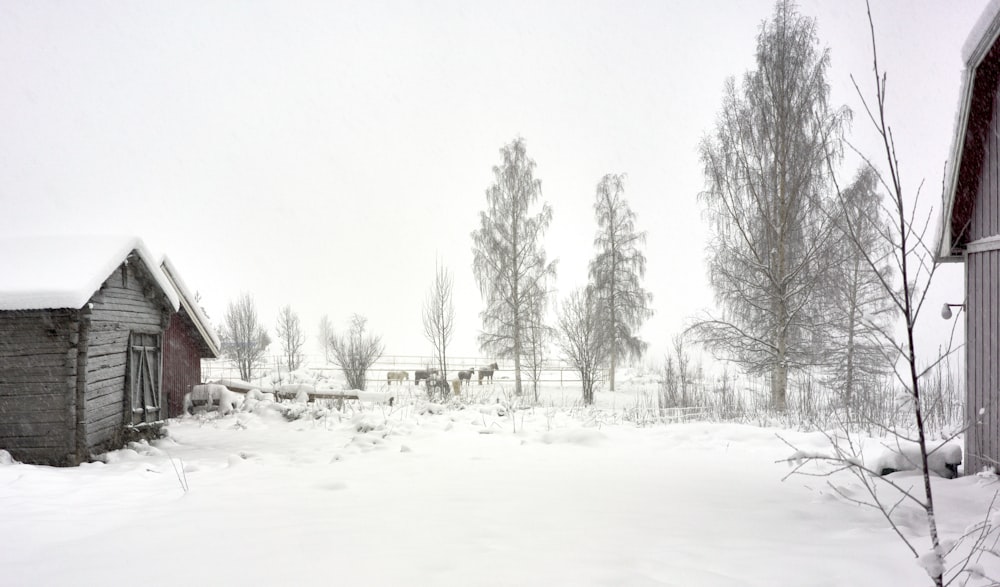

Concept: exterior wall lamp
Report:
left=941, top=303, right=965, bottom=320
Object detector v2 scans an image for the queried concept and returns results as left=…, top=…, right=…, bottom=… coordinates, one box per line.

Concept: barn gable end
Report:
left=83, top=256, right=173, bottom=453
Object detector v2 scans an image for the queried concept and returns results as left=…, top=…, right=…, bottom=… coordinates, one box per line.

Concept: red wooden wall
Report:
left=163, top=312, right=202, bottom=418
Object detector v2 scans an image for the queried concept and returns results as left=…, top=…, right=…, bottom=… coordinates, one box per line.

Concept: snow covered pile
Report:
left=873, top=440, right=964, bottom=479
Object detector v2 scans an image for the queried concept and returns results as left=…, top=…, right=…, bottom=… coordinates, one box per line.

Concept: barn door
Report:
left=128, top=332, right=162, bottom=425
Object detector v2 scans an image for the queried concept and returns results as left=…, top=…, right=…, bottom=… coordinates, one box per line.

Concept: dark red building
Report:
left=938, top=4, right=1000, bottom=475
left=160, top=258, right=220, bottom=418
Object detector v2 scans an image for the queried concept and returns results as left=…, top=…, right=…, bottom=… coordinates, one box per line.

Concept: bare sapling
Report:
left=782, top=5, right=997, bottom=586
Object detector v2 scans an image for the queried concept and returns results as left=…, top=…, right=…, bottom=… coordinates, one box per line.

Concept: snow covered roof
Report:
left=159, top=256, right=221, bottom=358
left=938, top=0, right=1000, bottom=260
left=0, top=235, right=180, bottom=311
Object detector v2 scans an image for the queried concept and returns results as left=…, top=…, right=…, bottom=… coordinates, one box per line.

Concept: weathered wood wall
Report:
left=967, top=245, right=1000, bottom=474
left=84, top=259, right=170, bottom=453
left=163, top=311, right=203, bottom=417
left=0, top=309, right=77, bottom=465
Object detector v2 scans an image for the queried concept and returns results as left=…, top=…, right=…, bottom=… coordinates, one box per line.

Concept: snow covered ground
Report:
left=1, top=389, right=998, bottom=586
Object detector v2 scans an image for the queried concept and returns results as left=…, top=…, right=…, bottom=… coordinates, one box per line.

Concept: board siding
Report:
left=967, top=248, right=1000, bottom=475
left=163, top=311, right=203, bottom=418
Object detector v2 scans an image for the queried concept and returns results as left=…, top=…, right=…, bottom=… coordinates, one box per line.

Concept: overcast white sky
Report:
left=0, top=1, right=986, bottom=366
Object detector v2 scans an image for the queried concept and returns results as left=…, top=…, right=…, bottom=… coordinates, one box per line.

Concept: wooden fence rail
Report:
left=202, top=354, right=609, bottom=388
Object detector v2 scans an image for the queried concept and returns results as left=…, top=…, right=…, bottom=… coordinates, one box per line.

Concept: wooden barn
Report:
left=0, top=236, right=211, bottom=466
left=160, top=258, right=221, bottom=418
left=938, top=5, right=1000, bottom=475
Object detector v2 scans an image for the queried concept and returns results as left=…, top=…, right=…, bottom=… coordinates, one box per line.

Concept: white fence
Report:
left=202, top=353, right=607, bottom=388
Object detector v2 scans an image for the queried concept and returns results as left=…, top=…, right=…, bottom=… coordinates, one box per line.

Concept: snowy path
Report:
left=0, top=406, right=988, bottom=586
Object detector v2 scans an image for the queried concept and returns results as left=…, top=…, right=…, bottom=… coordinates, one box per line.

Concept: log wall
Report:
left=0, top=309, right=77, bottom=465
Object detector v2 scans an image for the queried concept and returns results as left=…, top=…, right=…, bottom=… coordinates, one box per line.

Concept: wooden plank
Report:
left=0, top=437, right=66, bottom=451
left=91, top=286, right=156, bottom=305
left=0, top=352, right=70, bottom=368
left=0, top=336, right=73, bottom=352
left=87, top=388, right=123, bottom=411
left=86, top=342, right=127, bottom=359
left=0, top=396, right=64, bottom=415
left=90, top=310, right=162, bottom=326
left=88, top=376, right=124, bottom=396
left=967, top=256, right=980, bottom=474
left=981, top=250, right=988, bottom=474
left=0, top=420, right=64, bottom=437
left=86, top=413, right=122, bottom=447
left=87, top=353, right=127, bottom=374
left=0, top=409, right=67, bottom=425
left=87, top=330, right=129, bottom=347
left=990, top=96, right=996, bottom=237
left=991, top=250, right=999, bottom=470
left=92, top=301, right=162, bottom=319
left=87, top=368, right=126, bottom=389
left=0, top=366, right=70, bottom=384
left=87, top=398, right=124, bottom=424
left=0, top=384, right=66, bottom=397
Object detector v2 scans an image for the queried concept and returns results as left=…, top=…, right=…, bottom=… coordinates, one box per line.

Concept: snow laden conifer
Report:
left=588, top=173, right=652, bottom=392
left=472, top=137, right=556, bottom=397
left=693, top=0, right=849, bottom=410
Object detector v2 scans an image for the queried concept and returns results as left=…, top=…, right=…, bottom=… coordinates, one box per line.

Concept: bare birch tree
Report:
left=693, top=0, right=849, bottom=410
left=276, top=305, right=305, bottom=372
left=556, top=287, right=608, bottom=406
left=823, top=167, right=895, bottom=415
left=318, top=314, right=333, bottom=363
left=588, top=173, right=652, bottom=392
left=330, top=314, right=384, bottom=391
left=422, top=260, right=455, bottom=381
left=220, top=293, right=271, bottom=382
left=472, top=137, right=557, bottom=396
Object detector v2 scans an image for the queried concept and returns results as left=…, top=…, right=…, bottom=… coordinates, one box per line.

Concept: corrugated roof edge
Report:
left=160, top=256, right=222, bottom=358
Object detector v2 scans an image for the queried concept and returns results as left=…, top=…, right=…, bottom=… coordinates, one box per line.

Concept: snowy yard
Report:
left=1, top=393, right=998, bottom=587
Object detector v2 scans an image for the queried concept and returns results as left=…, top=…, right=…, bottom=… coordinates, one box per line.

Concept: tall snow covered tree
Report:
left=422, top=260, right=455, bottom=381
left=588, top=173, right=652, bottom=392
left=824, top=167, right=894, bottom=414
left=220, top=293, right=271, bottom=382
left=472, top=137, right=557, bottom=396
left=694, top=0, right=849, bottom=410
left=276, top=305, right=305, bottom=372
